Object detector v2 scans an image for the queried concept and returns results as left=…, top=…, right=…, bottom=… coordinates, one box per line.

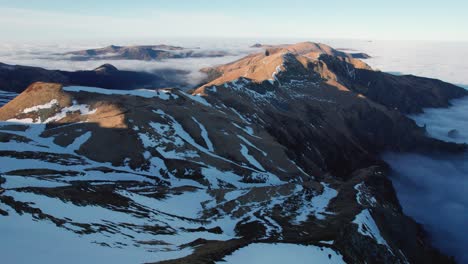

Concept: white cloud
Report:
left=385, top=151, right=468, bottom=264
left=0, top=40, right=261, bottom=88
left=382, top=74, right=468, bottom=264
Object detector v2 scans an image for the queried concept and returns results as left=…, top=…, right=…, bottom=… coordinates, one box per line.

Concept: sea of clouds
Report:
left=384, top=97, right=468, bottom=263
left=322, top=39, right=468, bottom=262
left=0, top=39, right=266, bottom=88
left=384, top=151, right=468, bottom=263
left=360, top=41, right=468, bottom=263
left=2, top=38, right=468, bottom=87
left=336, top=40, right=468, bottom=263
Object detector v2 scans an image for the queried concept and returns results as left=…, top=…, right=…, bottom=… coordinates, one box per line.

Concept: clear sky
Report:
left=0, top=0, right=467, bottom=42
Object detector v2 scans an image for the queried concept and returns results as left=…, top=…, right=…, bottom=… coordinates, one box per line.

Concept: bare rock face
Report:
left=0, top=42, right=465, bottom=264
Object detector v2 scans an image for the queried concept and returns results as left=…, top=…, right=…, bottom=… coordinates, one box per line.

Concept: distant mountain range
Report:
left=63, top=44, right=230, bottom=61
left=0, top=42, right=466, bottom=263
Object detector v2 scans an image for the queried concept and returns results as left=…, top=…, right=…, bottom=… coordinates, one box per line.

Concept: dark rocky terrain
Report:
left=0, top=62, right=180, bottom=93
left=0, top=42, right=466, bottom=263
left=64, top=44, right=229, bottom=61
left=315, top=54, right=467, bottom=113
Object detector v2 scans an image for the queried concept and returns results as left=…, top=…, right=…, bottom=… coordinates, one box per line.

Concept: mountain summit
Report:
left=93, top=63, right=119, bottom=73
left=199, top=42, right=466, bottom=113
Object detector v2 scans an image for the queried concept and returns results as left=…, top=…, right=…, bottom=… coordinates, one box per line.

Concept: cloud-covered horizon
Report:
left=2, top=39, right=468, bottom=90
left=0, top=41, right=262, bottom=88
left=384, top=97, right=468, bottom=263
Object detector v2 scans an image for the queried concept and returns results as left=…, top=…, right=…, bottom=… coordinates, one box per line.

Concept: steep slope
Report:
left=316, top=54, right=468, bottom=113
left=1, top=42, right=466, bottom=264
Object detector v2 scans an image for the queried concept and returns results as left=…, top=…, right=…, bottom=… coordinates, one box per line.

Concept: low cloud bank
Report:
left=384, top=152, right=468, bottom=263
left=410, top=97, right=468, bottom=143
left=384, top=96, right=468, bottom=263
left=0, top=42, right=258, bottom=89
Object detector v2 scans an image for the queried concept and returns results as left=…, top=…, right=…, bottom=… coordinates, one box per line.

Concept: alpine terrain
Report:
left=0, top=42, right=466, bottom=263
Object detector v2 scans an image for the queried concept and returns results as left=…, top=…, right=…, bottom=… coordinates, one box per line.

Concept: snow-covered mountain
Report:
left=0, top=42, right=466, bottom=264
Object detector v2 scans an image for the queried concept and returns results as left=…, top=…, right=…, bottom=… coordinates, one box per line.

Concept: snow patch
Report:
left=217, top=243, right=345, bottom=264
left=180, top=91, right=211, bottom=107
left=67, top=131, right=92, bottom=152
left=240, top=144, right=265, bottom=171
left=230, top=107, right=251, bottom=124
left=192, top=117, right=214, bottom=152
left=22, top=99, right=58, bottom=113
left=354, top=182, right=377, bottom=207
left=269, top=64, right=283, bottom=84
left=238, top=135, right=267, bottom=156
left=9, top=100, right=96, bottom=124
left=63, top=86, right=178, bottom=100
left=353, top=209, right=393, bottom=254
left=232, top=122, right=259, bottom=138
left=295, top=183, right=338, bottom=222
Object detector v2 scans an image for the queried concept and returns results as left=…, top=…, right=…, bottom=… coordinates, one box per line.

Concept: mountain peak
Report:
left=196, top=42, right=371, bottom=92
left=93, top=63, right=119, bottom=73
left=105, top=45, right=122, bottom=50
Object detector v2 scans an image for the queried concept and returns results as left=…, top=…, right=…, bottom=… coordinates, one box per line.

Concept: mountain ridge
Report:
left=0, top=62, right=183, bottom=92
left=197, top=42, right=467, bottom=113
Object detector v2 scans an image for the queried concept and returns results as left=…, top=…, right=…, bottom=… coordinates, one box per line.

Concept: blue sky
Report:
left=0, top=0, right=467, bottom=42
